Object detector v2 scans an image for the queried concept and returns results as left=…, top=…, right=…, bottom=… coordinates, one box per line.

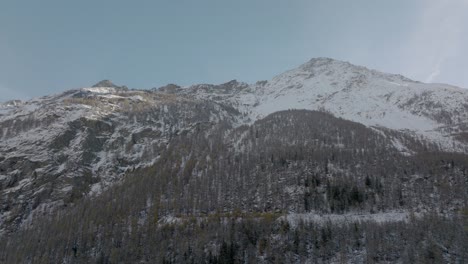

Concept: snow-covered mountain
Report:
left=1, top=58, right=468, bottom=235
left=177, top=58, right=468, bottom=152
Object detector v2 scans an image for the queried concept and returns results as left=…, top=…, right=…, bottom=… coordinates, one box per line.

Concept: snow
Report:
left=130, top=95, right=145, bottom=101
left=98, top=94, right=124, bottom=99
left=283, top=211, right=413, bottom=228
left=390, top=137, right=413, bottom=156
left=56, top=163, right=67, bottom=173
left=5, top=177, right=32, bottom=193
left=82, top=87, right=116, bottom=94
left=159, top=215, right=183, bottom=225
left=90, top=183, right=103, bottom=196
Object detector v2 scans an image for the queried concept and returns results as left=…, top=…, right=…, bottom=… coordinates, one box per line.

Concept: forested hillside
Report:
left=2, top=110, right=466, bottom=263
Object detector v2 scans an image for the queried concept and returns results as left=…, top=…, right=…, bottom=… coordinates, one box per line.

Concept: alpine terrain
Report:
left=0, top=58, right=467, bottom=263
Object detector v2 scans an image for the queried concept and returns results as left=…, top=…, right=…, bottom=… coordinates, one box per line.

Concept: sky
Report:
left=1, top=0, right=468, bottom=102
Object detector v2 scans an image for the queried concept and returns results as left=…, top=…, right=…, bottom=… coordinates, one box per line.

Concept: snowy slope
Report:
left=253, top=58, right=468, bottom=129
left=251, top=59, right=468, bottom=151
left=177, top=58, right=468, bottom=152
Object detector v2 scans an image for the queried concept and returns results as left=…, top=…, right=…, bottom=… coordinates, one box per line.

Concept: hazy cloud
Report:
left=406, top=0, right=468, bottom=83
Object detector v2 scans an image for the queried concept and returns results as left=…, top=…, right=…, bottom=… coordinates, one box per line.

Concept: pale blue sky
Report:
left=1, top=0, right=467, bottom=101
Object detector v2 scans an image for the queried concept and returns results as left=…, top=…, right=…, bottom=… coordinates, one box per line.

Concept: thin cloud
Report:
left=426, top=61, right=441, bottom=83
left=405, top=0, right=468, bottom=84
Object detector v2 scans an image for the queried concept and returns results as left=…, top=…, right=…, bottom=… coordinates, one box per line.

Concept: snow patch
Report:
left=283, top=211, right=413, bottom=228
left=82, top=87, right=116, bottom=94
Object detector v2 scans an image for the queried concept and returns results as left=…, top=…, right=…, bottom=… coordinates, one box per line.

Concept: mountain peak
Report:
left=220, top=79, right=249, bottom=89
left=155, top=83, right=182, bottom=93
left=296, top=57, right=415, bottom=83
left=222, top=79, right=240, bottom=86
left=92, top=80, right=119, bottom=88
left=301, top=57, right=353, bottom=70
left=307, top=57, right=336, bottom=63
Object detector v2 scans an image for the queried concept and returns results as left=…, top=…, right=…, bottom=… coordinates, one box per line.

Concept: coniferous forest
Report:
left=1, top=110, right=467, bottom=263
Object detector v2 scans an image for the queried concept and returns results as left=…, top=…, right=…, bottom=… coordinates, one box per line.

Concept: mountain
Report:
left=0, top=58, right=467, bottom=263
left=179, top=58, right=468, bottom=151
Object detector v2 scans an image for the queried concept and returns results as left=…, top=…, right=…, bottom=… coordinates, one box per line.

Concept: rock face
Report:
left=0, top=87, right=239, bottom=234
left=0, top=58, right=467, bottom=262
